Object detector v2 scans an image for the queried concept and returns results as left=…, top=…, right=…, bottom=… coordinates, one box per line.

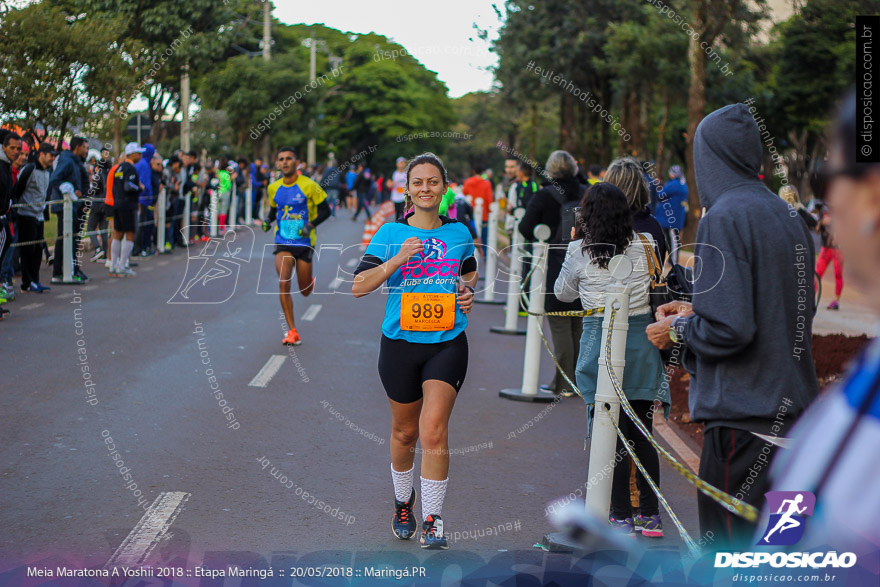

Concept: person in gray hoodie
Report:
left=646, top=103, right=820, bottom=549
left=12, top=142, right=57, bottom=292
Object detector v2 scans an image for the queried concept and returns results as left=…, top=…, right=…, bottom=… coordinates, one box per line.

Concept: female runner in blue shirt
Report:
left=353, top=153, right=478, bottom=550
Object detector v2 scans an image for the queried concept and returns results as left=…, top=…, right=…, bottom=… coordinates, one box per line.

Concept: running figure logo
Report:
left=169, top=227, right=255, bottom=304
left=420, top=238, right=446, bottom=260
left=759, top=491, right=816, bottom=546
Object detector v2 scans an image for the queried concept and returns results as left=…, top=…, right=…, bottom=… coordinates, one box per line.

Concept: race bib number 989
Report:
left=400, top=293, right=455, bottom=331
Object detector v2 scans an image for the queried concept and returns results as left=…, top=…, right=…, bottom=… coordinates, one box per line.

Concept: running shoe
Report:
left=1, top=282, right=14, bottom=301
left=104, top=259, right=112, bottom=269
left=419, top=515, right=448, bottom=550
left=634, top=514, right=664, bottom=538
left=392, top=488, right=417, bottom=540
left=282, top=329, right=302, bottom=346
left=22, top=283, right=46, bottom=293
left=90, top=248, right=105, bottom=262
left=609, top=516, right=636, bottom=536
left=120, top=268, right=136, bottom=277
left=827, top=300, right=839, bottom=310
left=50, top=276, right=64, bottom=284
left=0, top=306, right=8, bottom=319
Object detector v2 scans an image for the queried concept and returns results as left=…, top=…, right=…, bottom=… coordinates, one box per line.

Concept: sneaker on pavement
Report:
left=282, top=329, right=302, bottom=346
left=104, top=259, right=112, bottom=269
left=22, top=283, right=42, bottom=293
left=90, top=248, right=105, bottom=262
left=0, top=306, right=8, bottom=319
left=392, top=488, right=417, bottom=540
left=34, top=282, right=50, bottom=292
left=634, top=514, right=664, bottom=538
left=609, top=516, right=636, bottom=536
left=827, top=300, right=840, bottom=310
left=120, top=268, right=136, bottom=277
left=419, top=515, right=448, bottom=550
left=50, top=276, right=64, bottom=284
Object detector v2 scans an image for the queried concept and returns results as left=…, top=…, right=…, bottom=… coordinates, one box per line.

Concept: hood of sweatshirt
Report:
left=0, top=148, right=12, bottom=165
left=142, top=143, right=156, bottom=161
left=693, top=103, right=765, bottom=210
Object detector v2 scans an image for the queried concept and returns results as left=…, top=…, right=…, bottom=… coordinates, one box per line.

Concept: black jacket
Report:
left=519, top=176, right=584, bottom=313
left=0, top=149, right=13, bottom=214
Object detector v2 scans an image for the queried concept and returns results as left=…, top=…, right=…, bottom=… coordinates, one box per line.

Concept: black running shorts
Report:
left=112, top=202, right=137, bottom=233
left=273, top=245, right=314, bottom=263
left=378, top=332, right=468, bottom=404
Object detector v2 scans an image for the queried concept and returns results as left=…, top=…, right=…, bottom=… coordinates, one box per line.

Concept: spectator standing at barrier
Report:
left=12, top=142, right=56, bottom=293
left=519, top=150, right=585, bottom=398
left=765, top=89, right=880, bottom=554
left=604, top=158, right=668, bottom=265
left=0, top=135, right=25, bottom=301
left=49, top=136, right=89, bottom=284
left=0, top=132, right=21, bottom=315
left=555, top=182, right=669, bottom=537
left=87, top=149, right=111, bottom=262
left=217, top=156, right=233, bottom=232
left=234, top=158, right=248, bottom=222
left=646, top=103, right=820, bottom=550
left=656, top=165, right=688, bottom=264
left=132, top=144, right=155, bottom=256
left=145, top=151, right=163, bottom=252
left=463, top=165, right=492, bottom=256
left=166, top=156, right=184, bottom=249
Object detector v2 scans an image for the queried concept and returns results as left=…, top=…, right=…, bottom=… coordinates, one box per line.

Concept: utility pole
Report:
left=307, top=37, right=317, bottom=166
left=262, top=0, right=271, bottom=62
left=181, top=61, right=191, bottom=152
left=262, top=0, right=272, bottom=163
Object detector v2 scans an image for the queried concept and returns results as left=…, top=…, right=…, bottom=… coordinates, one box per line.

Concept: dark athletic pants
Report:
left=610, top=399, right=660, bottom=519
left=698, top=426, right=777, bottom=550
left=17, top=215, right=43, bottom=288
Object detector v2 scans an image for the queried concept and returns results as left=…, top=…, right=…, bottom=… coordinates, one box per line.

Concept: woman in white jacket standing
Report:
left=554, top=182, right=670, bottom=538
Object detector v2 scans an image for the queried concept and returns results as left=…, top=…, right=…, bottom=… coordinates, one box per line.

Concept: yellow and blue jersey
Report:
left=268, top=175, right=327, bottom=247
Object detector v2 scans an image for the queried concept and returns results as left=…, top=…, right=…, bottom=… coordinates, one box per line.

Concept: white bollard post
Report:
left=245, top=186, right=253, bottom=226
left=500, top=224, right=554, bottom=403
left=209, top=189, right=219, bottom=238
left=491, top=207, right=527, bottom=334
left=476, top=202, right=504, bottom=305
left=182, top=190, right=191, bottom=245
left=229, top=182, right=238, bottom=230
left=62, top=195, right=74, bottom=283
left=474, top=198, right=483, bottom=238
left=156, top=187, right=167, bottom=253
left=585, top=255, right=634, bottom=520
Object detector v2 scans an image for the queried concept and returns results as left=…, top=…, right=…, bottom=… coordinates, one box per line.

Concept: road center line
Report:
left=104, top=491, right=190, bottom=569
left=301, top=304, right=322, bottom=321
left=328, top=277, right=343, bottom=290
left=19, top=303, right=44, bottom=311
left=346, top=258, right=357, bottom=268
left=248, top=355, right=287, bottom=387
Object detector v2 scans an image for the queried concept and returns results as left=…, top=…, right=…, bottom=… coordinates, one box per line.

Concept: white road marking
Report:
left=157, top=260, right=169, bottom=266
left=141, top=266, right=155, bottom=271
left=82, top=285, right=98, bottom=291
left=57, top=292, right=75, bottom=299
left=346, top=258, right=357, bottom=268
left=248, top=355, right=286, bottom=387
left=104, top=491, right=190, bottom=568
left=301, top=304, right=322, bottom=321
left=653, top=418, right=700, bottom=474
left=327, top=277, right=343, bottom=290
left=20, top=303, right=44, bottom=311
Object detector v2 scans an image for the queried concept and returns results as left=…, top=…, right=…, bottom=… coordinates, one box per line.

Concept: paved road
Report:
left=1, top=215, right=705, bottom=583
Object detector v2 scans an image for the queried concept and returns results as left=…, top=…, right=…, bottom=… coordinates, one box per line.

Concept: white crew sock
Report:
left=420, top=476, right=448, bottom=522
left=121, top=239, right=134, bottom=270
left=391, top=464, right=414, bottom=502
left=110, top=239, right=121, bottom=272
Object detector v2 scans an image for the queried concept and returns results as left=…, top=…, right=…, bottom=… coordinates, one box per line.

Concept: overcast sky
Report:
left=274, top=0, right=504, bottom=97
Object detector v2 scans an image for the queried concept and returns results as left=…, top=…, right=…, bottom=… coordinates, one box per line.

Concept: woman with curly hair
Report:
left=554, top=182, right=670, bottom=538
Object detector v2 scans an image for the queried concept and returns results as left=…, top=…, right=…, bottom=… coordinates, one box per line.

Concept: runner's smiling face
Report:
left=408, top=163, right=445, bottom=211
left=277, top=150, right=298, bottom=179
